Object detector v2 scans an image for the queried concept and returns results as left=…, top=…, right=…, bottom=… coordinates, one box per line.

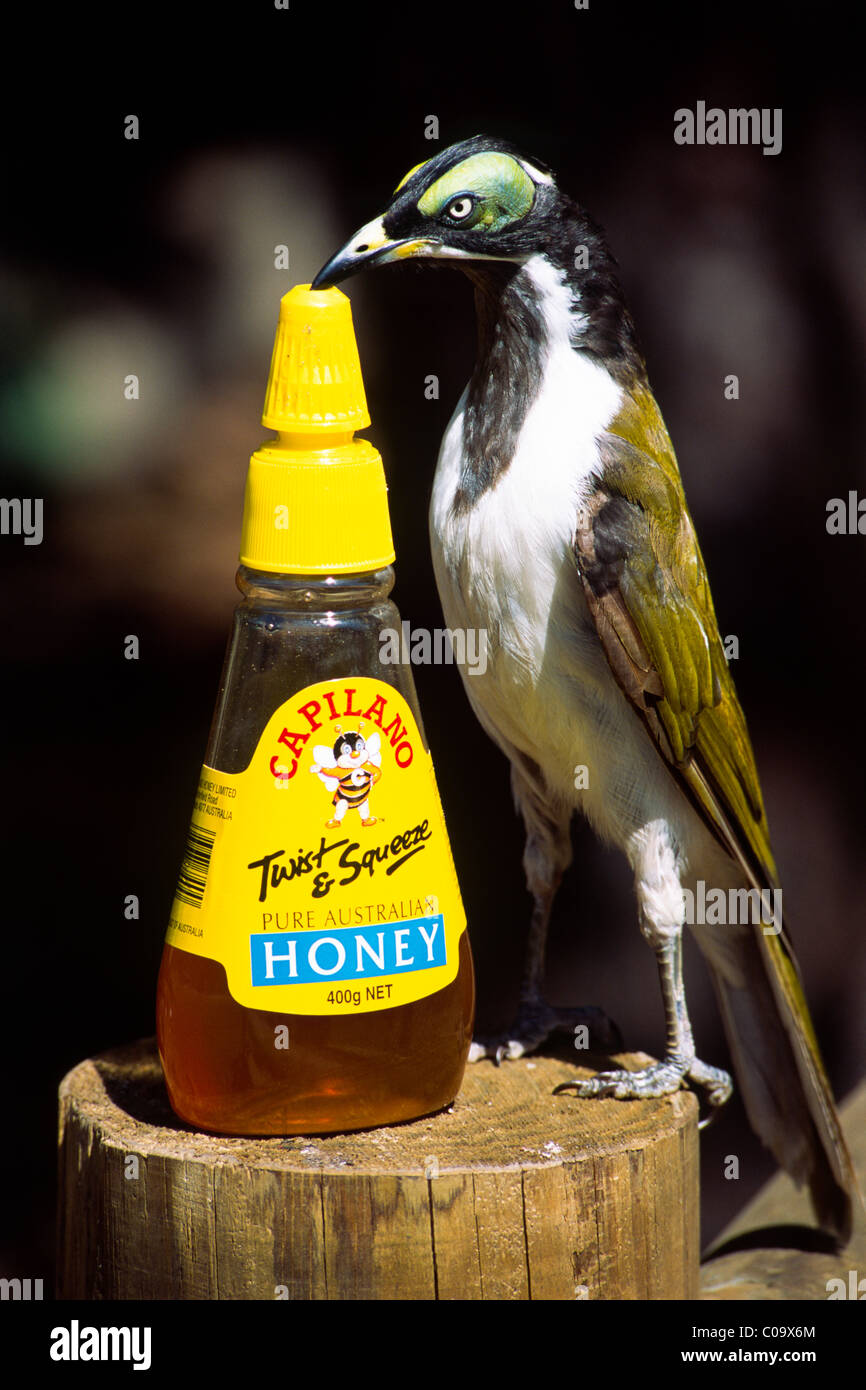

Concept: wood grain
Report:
left=57, top=1037, right=699, bottom=1300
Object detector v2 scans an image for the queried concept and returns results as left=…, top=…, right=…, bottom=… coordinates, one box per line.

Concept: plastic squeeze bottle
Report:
left=156, top=284, right=474, bottom=1135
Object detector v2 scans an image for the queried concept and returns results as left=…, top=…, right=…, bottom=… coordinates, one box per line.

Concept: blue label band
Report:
left=250, top=913, right=447, bottom=987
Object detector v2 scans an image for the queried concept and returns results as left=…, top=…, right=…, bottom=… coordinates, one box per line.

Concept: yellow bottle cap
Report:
left=240, top=284, right=395, bottom=574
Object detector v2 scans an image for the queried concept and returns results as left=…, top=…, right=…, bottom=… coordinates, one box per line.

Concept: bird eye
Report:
left=446, top=196, right=475, bottom=222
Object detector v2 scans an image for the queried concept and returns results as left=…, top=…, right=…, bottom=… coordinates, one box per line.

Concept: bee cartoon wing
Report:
left=365, top=733, right=381, bottom=767
left=311, top=746, right=340, bottom=792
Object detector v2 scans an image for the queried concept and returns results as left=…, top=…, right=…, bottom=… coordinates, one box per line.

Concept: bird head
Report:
left=311, top=135, right=561, bottom=289
left=311, top=135, right=643, bottom=383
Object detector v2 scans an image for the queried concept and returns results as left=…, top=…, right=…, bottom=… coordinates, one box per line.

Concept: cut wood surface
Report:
left=57, top=1038, right=699, bottom=1300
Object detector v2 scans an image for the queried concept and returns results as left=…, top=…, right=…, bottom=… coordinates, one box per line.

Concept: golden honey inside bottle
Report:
left=156, top=284, right=474, bottom=1134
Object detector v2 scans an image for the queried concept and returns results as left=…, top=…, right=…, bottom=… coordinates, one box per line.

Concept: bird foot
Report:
left=468, top=1000, right=622, bottom=1065
left=553, top=1055, right=733, bottom=1107
left=687, top=1058, right=733, bottom=1109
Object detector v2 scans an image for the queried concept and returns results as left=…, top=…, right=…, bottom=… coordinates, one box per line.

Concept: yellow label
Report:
left=166, top=677, right=466, bottom=1015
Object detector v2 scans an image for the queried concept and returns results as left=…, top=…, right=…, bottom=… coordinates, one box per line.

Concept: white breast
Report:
left=428, top=257, right=697, bottom=855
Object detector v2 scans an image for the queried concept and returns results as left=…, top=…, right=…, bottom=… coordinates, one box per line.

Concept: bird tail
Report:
left=695, top=919, right=858, bottom=1243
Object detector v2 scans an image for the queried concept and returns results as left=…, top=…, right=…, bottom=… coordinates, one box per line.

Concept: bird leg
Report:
left=556, top=933, right=731, bottom=1105
left=556, top=820, right=732, bottom=1107
left=469, top=758, right=621, bottom=1063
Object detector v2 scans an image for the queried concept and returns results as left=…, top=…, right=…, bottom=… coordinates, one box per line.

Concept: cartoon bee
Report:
left=310, top=723, right=382, bottom=828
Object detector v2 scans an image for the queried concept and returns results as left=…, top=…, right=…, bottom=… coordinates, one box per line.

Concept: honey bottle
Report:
left=156, top=284, right=474, bottom=1134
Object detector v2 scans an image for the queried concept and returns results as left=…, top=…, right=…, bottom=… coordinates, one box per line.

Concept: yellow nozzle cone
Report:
left=241, top=284, right=394, bottom=575
left=262, top=283, right=371, bottom=435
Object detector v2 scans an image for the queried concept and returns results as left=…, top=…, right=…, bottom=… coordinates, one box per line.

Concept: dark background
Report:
left=2, top=1, right=864, bottom=1287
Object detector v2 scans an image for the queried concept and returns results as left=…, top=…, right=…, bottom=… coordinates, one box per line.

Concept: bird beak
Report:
left=311, top=216, right=432, bottom=289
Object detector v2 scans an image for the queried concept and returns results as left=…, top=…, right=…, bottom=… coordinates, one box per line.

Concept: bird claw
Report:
left=688, top=1058, right=733, bottom=1112
left=468, top=1037, right=532, bottom=1064
left=469, top=1000, right=622, bottom=1064
left=554, top=1057, right=733, bottom=1107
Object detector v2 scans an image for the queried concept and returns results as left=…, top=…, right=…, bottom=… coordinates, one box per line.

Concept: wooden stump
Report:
left=700, top=1079, right=866, bottom=1301
left=57, top=1038, right=699, bottom=1300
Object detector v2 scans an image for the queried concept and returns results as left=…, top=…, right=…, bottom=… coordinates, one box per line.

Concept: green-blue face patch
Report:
left=417, top=153, right=535, bottom=230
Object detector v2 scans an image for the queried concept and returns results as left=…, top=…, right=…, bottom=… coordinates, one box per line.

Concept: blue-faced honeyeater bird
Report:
left=312, top=134, right=855, bottom=1241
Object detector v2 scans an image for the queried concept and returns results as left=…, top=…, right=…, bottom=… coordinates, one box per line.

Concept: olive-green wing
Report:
left=572, top=384, right=856, bottom=1238
left=574, top=384, right=778, bottom=895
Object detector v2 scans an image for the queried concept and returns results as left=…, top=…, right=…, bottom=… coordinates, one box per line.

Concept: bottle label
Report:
left=165, top=677, right=467, bottom=1015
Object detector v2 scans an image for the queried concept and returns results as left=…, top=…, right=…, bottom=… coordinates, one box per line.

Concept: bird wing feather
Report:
left=574, top=385, right=775, bottom=894
left=572, top=383, right=856, bottom=1238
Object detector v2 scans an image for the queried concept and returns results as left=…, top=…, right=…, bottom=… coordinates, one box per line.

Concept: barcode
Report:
left=175, top=824, right=216, bottom=908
